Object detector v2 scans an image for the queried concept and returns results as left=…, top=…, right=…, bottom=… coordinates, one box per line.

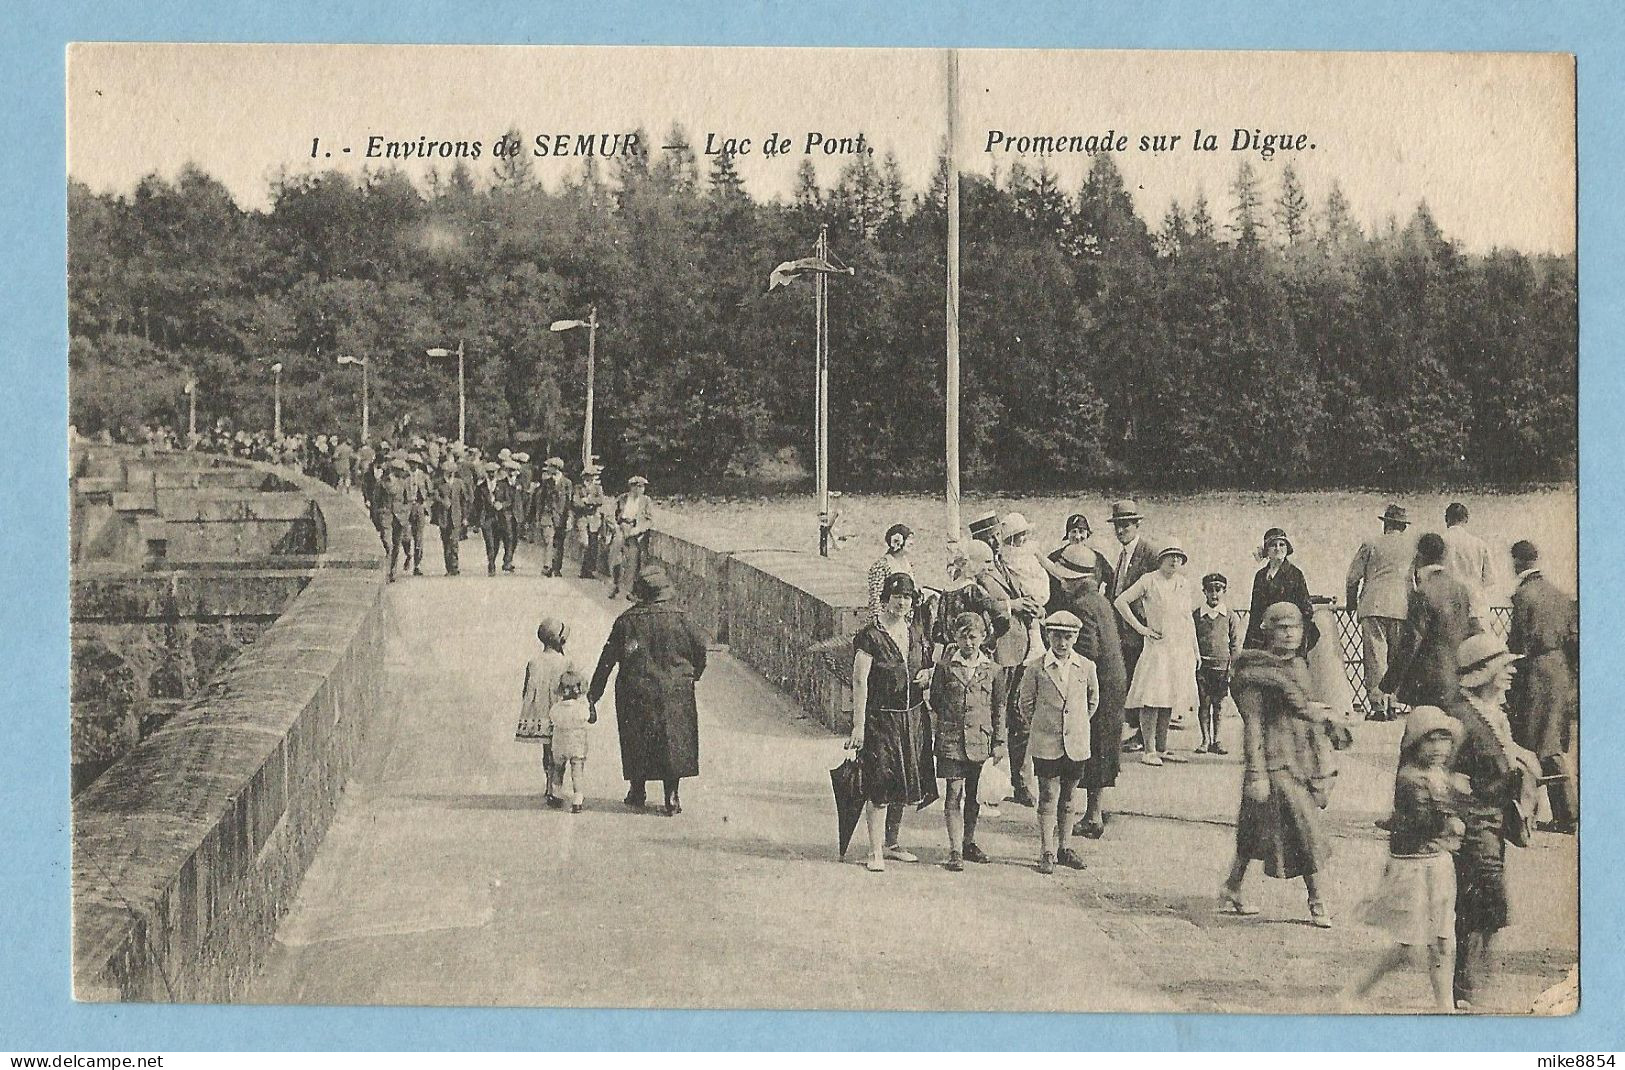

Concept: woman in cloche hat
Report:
left=1114, top=538, right=1200, bottom=767
left=1242, top=527, right=1319, bottom=655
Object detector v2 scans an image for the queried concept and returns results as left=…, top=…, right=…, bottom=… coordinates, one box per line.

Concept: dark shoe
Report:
left=387, top=571, right=396, bottom=583
left=945, top=852, right=964, bottom=872
left=1057, top=847, right=1086, bottom=870
left=488, top=566, right=496, bottom=576
left=1074, top=817, right=1105, bottom=840
left=544, top=794, right=563, bottom=809
left=1208, top=743, right=1228, bottom=756
left=1122, top=737, right=1145, bottom=753
left=665, top=797, right=682, bottom=816
left=624, top=791, right=647, bottom=810
left=502, top=564, right=516, bottom=573
left=413, top=568, right=423, bottom=576
left=1037, top=852, right=1055, bottom=875
left=1538, top=820, right=1577, bottom=835
left=570, top=803, right=583, bottom=814
left=1374, top=816, right=1393, bottom=832
left=1011, top=785, right=1036, bottom=807
left=961, top=842, right=990, bottom=864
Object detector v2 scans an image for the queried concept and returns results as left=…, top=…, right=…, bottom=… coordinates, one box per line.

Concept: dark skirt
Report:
left=1083, top=698, right=1126, bottom=789
left=1455, top=811, right=1510, bottom=934
left=1234, top=776, right=1332, bottom=879
left=860, top=702, right=936, bottom=806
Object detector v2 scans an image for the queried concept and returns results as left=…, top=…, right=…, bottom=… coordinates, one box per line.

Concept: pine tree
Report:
left=1190, top=190, right=1216, bottom=243
left=653, top=123, right=698, bottom=196
left=707, top=150, right=746, bottom=201
left=793, top=159, right=823, bottom=212
left=1320, top=180, right=1360, bottom=246
left=1157, top=200, right=1189, bottom=257
left=1274, top=164, right=1309, bottom=246
left=1229, top=161, right=1264, bottom=247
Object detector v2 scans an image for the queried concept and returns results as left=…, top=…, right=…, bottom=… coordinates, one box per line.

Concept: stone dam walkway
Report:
left=250, top=544, right=1578, bottom=1013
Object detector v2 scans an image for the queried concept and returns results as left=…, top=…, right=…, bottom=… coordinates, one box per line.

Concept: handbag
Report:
left=978, top=758, right=1011, bottom=807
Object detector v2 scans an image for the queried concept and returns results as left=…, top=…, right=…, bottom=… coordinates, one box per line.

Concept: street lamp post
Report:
left=426, top=342, right=466, bottom=445
left=183, top=375, right=197, bottom=446
left=271, top=362, right=283, bottom=439
left=549, top=308, right=599, bottom=470
left=336, top=355, right=369, bottom=441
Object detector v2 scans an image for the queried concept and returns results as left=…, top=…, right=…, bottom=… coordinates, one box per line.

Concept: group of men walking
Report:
left=352, top=435, right=655, bottom=590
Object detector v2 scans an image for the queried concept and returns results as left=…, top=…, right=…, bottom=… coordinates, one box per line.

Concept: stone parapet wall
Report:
left=622, top=531, right=870, bottom=733
left=70, top=446, right=388, bottom=1002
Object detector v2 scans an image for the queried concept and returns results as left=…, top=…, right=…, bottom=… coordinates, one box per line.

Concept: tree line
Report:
left=67, top=127, right=1577, bottom=489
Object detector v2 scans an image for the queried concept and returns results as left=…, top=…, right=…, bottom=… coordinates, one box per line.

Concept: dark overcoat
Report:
left=589, top=594, right=708, bottom=782
left=1243, top=560, right=1320, bottom=653
left=1382, top=567, right=1477, bottom=707
left=1507, top=571, right=1578, bottom=758
left=1063, top=584, right=1128, bottom=789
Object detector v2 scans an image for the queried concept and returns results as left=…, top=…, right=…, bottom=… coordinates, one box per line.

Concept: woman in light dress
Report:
left=1114, top=539, right=1199, bottom=767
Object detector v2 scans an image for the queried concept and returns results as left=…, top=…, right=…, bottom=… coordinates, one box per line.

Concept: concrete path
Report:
left=250, top=545, right=1578, bottom=1013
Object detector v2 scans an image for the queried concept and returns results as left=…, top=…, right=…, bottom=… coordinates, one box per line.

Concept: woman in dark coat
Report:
left=588, top=565, right=708, bottom=816
left=1243, top=528, right=1320, bottom=654
left=1049, top=543, right=1127, bottom=839
left=849, top=572, right=935, bottom=872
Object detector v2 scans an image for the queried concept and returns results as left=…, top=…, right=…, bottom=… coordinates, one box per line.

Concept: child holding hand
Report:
left=548, top=670, right=596, bottom=813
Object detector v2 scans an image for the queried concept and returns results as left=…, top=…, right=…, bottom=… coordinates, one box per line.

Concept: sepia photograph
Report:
left=65, top=44, right=1578, bottom=1017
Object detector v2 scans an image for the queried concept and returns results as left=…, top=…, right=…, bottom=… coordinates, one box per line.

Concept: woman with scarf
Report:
left=1220, top=601, right=1339, bottom=928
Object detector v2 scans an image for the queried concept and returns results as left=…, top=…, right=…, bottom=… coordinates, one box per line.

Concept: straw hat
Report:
left=1156, top=538, right=1188, bottom=564
left=1457, top=633, right=1522, bottom=689
left=1052, top=542, right=1099, bottom=578
left=1378, top=504, right=1410, bottom=526
left=1001, top=512, right=1033, bottom=540
left=1109, top=499, right=1144, bottom=524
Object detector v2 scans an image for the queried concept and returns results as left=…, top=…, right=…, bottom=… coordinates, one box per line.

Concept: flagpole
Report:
left=945, top=49, right=963, bottom=552
left=816, top=225, right=832, bottom=557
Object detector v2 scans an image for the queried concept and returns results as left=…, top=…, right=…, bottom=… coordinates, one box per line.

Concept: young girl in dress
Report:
left=1343, top=706, right=1465, bottom=1012
left=1114, top=539, right=1199, bottom=767
left=518, top=618, right=573, bottom=807
left=547, top=670, right=596, bottom=813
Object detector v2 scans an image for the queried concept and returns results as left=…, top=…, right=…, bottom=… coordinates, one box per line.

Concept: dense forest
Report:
left=67, top=126, right=1577, bottom=489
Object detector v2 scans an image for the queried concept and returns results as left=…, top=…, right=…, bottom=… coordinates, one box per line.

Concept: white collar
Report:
left=1197, top=602, right=1229, bottom=618
left=949, top=648, right=988, bottom=668
left=1043, top=649, right=1076, bottom=671
left=1418, top=564, right=1445, bottom=577
left=1516, top=567, right=1542, bottom=585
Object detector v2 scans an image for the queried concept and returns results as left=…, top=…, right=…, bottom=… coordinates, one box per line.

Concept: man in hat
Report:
left=1107, top=499, right=1157, bottom=749
left=1049, top=544, right=1127, bottom=839
left=1442, top=502, right=1494, bottom=630
left=473, top=461, right=509, bottom=576
left=513, top=452, right=536, bottom=542
left=496, top=459, right=524, bottom=572
left=1382, top=532, right=1479, bottom=709
left=380, top=456, right=414, bottom=582
left=534, top=456, right=573, bottom=577
left=589, top=565, right=709, bottom=816
left=611, top=475, right=656, bottom=600
left=361, top=450, right=390, bottom=551
left=406, top=453, right=432, bottom=576
left=1346, top=504, right=1418, bottom=719
left=1506, top=540, right=1578, bottom=834
left=573, top=464, right=610, bottom=579
left=432, top=459, right=471, bottom=576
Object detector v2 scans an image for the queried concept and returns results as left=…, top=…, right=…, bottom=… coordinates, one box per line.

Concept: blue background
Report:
left=3, top=0, right=1618, bottom=1051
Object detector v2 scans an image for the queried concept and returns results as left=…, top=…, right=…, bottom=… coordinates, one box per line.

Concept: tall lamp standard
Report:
left=270, top=362, right=284, bottom=439
left=183, top=375, right=197, bottom=446
left=336, top=355, right=369, bottom=441
left=425, top=341, right=466, bottom=445
left=549, top=307, right=599, bottom=470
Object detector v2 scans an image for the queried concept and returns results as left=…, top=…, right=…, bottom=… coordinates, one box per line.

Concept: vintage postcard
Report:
left=66, top=44, right=1577, bottom=1015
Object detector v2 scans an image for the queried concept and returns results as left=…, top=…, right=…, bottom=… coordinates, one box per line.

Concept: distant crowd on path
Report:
left=854, top=499, right=1577, bottom=1012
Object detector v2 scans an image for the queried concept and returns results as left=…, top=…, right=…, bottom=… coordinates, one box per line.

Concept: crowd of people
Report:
left=852, top=499, right=1577, bottom=1011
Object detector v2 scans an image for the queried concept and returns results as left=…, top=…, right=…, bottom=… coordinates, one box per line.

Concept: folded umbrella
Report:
left=830, top=756, right=865, bottom=859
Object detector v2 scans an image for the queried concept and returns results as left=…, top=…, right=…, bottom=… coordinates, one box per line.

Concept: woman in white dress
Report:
left=1115, top=539, right=1200, bottom=767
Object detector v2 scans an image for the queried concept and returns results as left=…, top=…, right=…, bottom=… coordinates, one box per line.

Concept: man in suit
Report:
left=1382, top=532, right=1480, bottom=708
left=405, top=453, right=432, bottom=576
left=1014, top=610, right=1100, bottom=874
left=534, top=457, right=574, bottom=577
left=380, top=456, right=414, bottom=583
left=1346, top=503, right=1416, bottom=719
left=1442, top=502, right=1494, bottom=630
left=474, top=461, right=509, bottom=576
left=496, top=459, right=524, bottom=572
left=1506, top=540, right=1578, bottom=833
left=573, top=465, right=610, bottom=579
left=610, top=475, right=656, bottom=600
left=1107, top=499, right=1158, bottom=751
left=432, top=459, right=470, bottom=576
left=458, top=447, right=483, bottom=539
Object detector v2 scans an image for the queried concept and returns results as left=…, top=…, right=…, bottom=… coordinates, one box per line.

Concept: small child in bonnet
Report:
left=548, top=670, right=596, bottom=813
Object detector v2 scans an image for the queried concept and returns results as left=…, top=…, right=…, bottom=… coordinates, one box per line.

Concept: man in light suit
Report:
left=1442, top=502, right=1494, bottom=630
left=1382, top=532, right=1480, bottom=709
left=1107, top=499, right=1157, bottom=750
left=1015, top=610, right=1099, bottom=875
left=1346, top=503, right=1417, bottom=719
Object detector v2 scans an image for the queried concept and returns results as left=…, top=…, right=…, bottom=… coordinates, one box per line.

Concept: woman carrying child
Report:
left=929, top=612, right=1007, bottom=871
left=1220, top=601, right=1339, bottom=927
left=1343, top=705, right=1465, bottom=1012
left=518, top=617, right=573, bottom=808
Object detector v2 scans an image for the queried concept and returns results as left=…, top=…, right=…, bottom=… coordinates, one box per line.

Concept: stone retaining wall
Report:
left=71, top=447, right=387, bottom=1002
